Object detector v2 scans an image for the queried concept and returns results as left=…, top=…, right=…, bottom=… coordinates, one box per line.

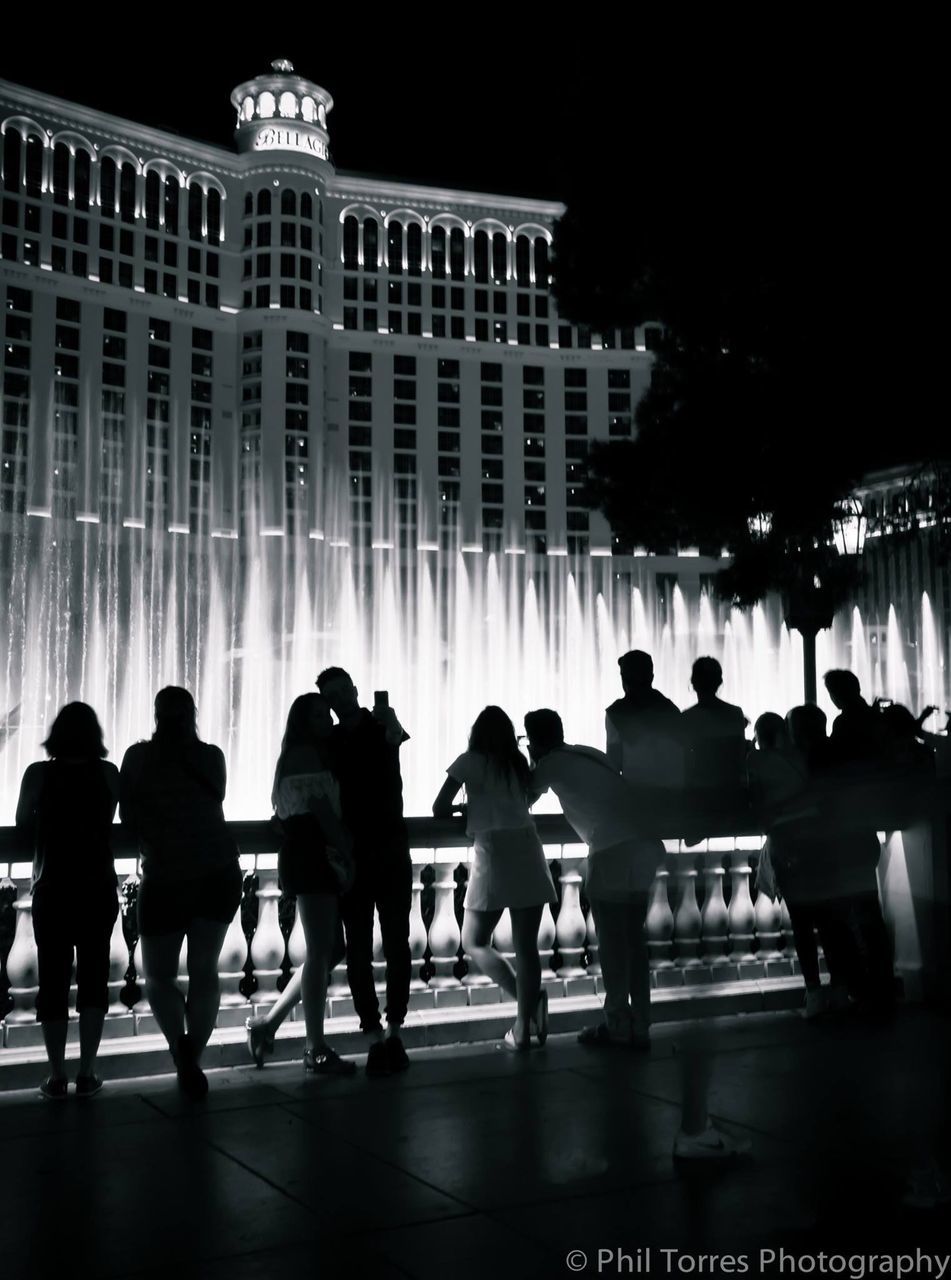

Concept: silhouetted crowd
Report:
left=12, top=651, right=944, bottom=1162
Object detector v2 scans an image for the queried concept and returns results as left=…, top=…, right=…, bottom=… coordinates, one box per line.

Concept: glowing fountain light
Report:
left=0, top=485, right=946, bottom=823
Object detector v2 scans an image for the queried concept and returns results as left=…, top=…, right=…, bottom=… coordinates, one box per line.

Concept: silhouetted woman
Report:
left=119, top=687, right=241, bottom=1097
left=432, top=706, right=556, bottom=1049
left=16, top=703, right=120, bottom=1098
left=245, top=692, right=356, bottom=1075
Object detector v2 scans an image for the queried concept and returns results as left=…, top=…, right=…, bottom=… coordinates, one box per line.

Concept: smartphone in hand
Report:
left=374, top=690, right=389, bottom=713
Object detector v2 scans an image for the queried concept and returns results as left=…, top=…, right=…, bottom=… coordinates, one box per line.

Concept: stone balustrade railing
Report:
left=0, top=801, right=946, bottom=1049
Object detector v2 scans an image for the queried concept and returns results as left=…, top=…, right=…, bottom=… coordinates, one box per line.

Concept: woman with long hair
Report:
left=432, top=706, right=555, bottom=1050
left=244, top=692, right=356, bottom=1075
left=119, top=687, right=242, bottom=1098
left=16, top=703, right=120, bottom=1098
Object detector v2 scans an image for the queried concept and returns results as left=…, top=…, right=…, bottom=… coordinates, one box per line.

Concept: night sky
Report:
left=0, top=23, right=941, bottom=466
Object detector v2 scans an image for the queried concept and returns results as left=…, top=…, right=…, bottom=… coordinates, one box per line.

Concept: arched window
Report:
left=387, top=220, right=403, bottom=274
left=343, top=214, right=358, bottom=268
left=279, top=91, right=297, bottom=119
left=474, top=230, right=489, bottom=283
left=363, top=216, right=378, bottom=271
left=258, top=91, right=276, bottom=118
left=207, top=188, right=221, bottom=244
left=52, top=143, right=70, bottom=206
left=256, top=188, right=271, bottom=216
left=99, top=156, right=117, bottom=215
left=119, top=162, right=136, bottom=223
left=2, top=128, right=21, bottom=189
left=300, top=192, right=313, bottom=220
left=301, top=97, right=316, bottom=123
left=431, top=225, right=446, bottom=278
left=24, top=134, right=43, bottom=199
left=492, top=232, right=507, bottom=283
left=145, top=171, right=161, bottom=230
left=407, top=222, right=422, bottom=276
left=449, top=227, right=465, bottom=281
left=534, top=237, right=549, bottom=289
left=241, top=96, right=254, bottom=122
left=515, top=235, right=531, bottom=287
left=74, top=149, right=90, bottom=211
left=164, top=176, right=179, bottom=234
left=188, top=184, right=203, bottom=240
left=281, top=188, right=296, bottom=216
left=2, top=129, right=21, bottom=192
left=244, top=191, right=253, bottom=217
left=318, top=103, right=327, bottom=128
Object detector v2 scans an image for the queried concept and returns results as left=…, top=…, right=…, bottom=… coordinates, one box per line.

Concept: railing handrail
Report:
left=0, top=783, right=941, bottom=860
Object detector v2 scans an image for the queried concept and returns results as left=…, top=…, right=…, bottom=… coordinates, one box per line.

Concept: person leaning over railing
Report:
left=119, top=687, right=242, bottom=1098
left=524, top=708, right=661, bottom=1051
left=16, top=702, right=120, bottom=1099
left=433, top=705, right=555, bottom=1051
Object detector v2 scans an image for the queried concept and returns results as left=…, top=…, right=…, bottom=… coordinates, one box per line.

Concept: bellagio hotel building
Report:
left=0, top=61, right=660, bottom=558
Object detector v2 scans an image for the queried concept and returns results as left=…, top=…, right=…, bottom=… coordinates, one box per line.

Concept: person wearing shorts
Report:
left=120, top=686, right=241, bottom=1098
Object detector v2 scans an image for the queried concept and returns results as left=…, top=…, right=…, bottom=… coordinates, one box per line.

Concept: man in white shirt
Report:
left=525, top=709, right=663, bottom=1049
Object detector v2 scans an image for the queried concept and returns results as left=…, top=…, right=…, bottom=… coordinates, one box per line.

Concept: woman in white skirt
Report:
left=432, top=706, right=556, bottom=1050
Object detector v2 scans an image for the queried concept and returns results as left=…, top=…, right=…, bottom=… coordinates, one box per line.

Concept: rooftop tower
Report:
left=230, top=59, right=334, bottom=170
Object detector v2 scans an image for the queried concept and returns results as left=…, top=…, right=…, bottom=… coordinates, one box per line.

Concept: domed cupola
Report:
left=231, top=60, right=334, bottom=168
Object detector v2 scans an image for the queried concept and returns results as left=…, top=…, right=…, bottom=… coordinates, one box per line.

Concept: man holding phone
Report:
left=316, top=667, right=412, bottom=1075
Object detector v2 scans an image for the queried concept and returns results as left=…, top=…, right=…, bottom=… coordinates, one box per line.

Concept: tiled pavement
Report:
left=1, top=1007, right=949, bottom=1280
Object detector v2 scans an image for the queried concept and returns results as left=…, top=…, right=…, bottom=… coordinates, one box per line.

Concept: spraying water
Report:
left=0, top=518, right=939, bottom=821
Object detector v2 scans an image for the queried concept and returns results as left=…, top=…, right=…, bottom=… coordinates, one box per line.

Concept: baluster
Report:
left=219, top=894, right=251, bottom=1007
left=408, top=851, right=430, bottom=996
left=778, top=895, right=797, bottom=958
left=752, top=844, right=784, bottom=964
left=554, top=845, right=591, bottom=993
left=646, top=846, right=676, bottom=973
left=106, top=886, right=129, bottom=1015
left=491, top=907, right=515, bottom=993
left=538, top=846, right=559, bottom=984
left=673, top=850, right=702, bottom=968
left=0, top=874, right=16, bottom=1020
left=4, top=886, right=39, bottom=1028
left=584, top=902, right=600, bottom=977
left=700, top=840, right=732, bottom=968
left=250, top=863, right=285, bottom=1004
left=728, top=841, right=757, bottom=965
left=428, top=849, right=464, bottom=1003
left=118, top=872, right=141, bottom=1010
left=285, top=899, right=305, bottom=973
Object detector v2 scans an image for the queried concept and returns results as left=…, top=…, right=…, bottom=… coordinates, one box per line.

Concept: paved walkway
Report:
left=1, top=1008, right=949, bottom=1280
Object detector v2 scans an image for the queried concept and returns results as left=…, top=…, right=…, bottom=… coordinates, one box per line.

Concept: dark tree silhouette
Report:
left=549, top=64, right=941, bottom=702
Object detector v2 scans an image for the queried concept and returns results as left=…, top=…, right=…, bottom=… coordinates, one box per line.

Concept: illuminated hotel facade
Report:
left=0, top=60, right=662, bottom=559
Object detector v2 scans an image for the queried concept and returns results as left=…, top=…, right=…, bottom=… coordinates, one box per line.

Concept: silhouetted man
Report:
left=680, top=656, right=748, bottom=791
left=316, top=667, right=412, bottom=1075
left=821, top=670, right=894, bottom=1013
left=823, top=669, right=883, bottom=768
left=525, top=709, right=660, bottom=1049
left=605, top=650, right=683, bottom=787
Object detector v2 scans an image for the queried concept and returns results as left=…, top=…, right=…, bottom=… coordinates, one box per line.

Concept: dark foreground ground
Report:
left=1, top=1007, right=949, bottom=1280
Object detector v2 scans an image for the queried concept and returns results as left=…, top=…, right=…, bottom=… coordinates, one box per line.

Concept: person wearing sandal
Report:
left=433, top=706, right=555, bottom=1051
left=246, top=693, right=356, bottom=1078
left=525, top=709, right=662, bottom=1051
left=16, top=703, right=120, bottom=1100
left=120, top=688, right=242, bottom=1099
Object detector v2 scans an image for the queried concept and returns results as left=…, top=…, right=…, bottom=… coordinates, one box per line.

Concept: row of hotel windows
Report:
left=1, top=128, right=223, bottom=242
left=240, top=329, right=313, bottom=535
left=1, top=285, right=213, bottom=528
left=1, top=196, right=221, bottom=306
left=343, top=350, right=634, bottom=553
left=341, top=215, right=550, bottom=286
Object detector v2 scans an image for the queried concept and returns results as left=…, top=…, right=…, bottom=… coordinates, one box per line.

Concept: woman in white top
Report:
left=245, top=693, right=356, bottom=1075
left=432, top=706, right=556, bottom=1050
